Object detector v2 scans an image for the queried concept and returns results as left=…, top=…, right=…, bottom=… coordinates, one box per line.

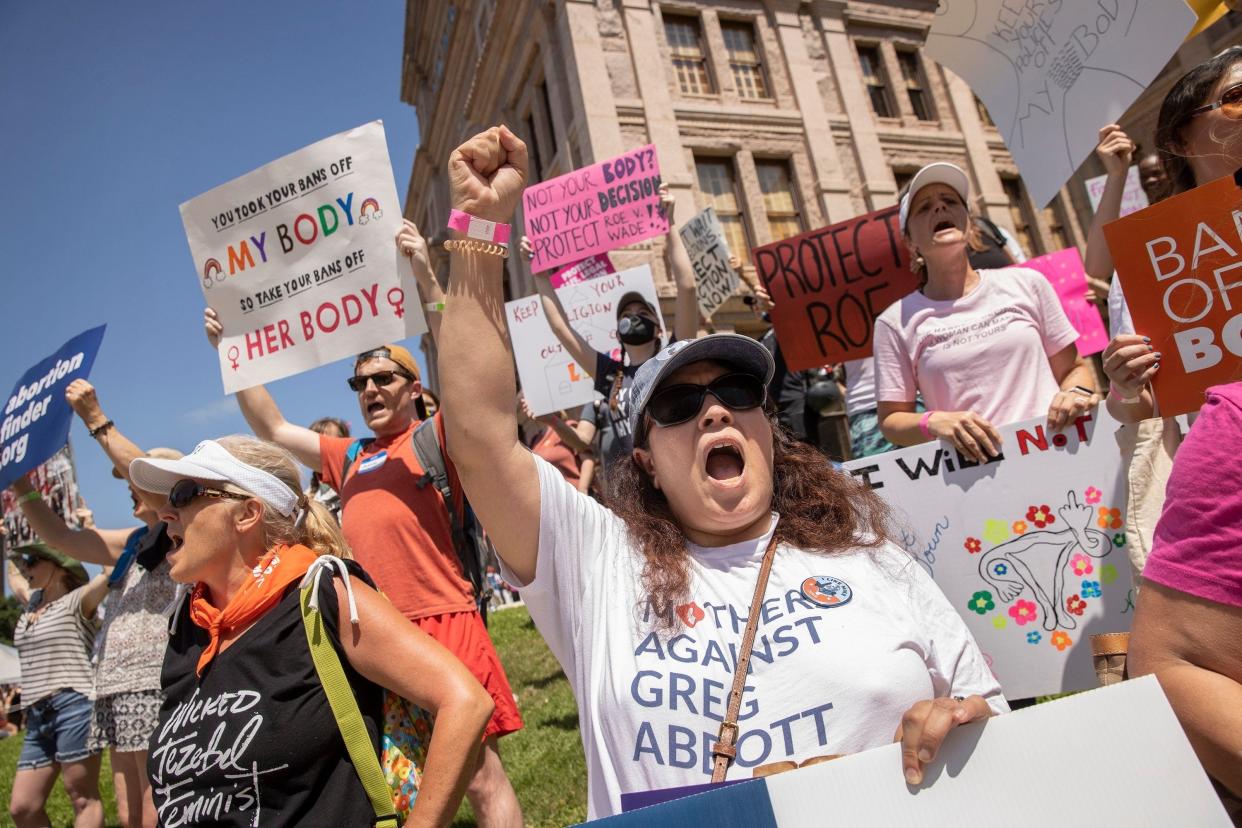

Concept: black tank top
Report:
left=148, top=562, right=383, bottom=827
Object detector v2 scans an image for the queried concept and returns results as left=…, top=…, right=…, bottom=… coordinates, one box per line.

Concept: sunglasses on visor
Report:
left=167, top=478, right=251, bottom=509
left=1190, top=82, right=1242, bottom=120
left=644, top=373, right=766, bottom=434
left=346, top=370, right=412, bottom=393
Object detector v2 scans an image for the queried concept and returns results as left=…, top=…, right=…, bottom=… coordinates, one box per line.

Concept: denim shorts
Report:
left=18, top=689, right=97, bottom=770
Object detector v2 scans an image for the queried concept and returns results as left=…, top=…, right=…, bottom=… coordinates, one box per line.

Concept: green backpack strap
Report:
left=300, top=583, right=399, bottom=828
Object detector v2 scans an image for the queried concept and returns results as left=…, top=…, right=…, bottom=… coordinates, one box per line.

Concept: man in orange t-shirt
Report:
left=204, top=310, right=523, bottom=827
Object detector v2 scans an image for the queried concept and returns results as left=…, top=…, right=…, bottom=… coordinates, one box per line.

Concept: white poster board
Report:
left=508, top=264, right=665, bottom=417
left=181, top=121, right=425, bottom=393
left=1084, top=165, right=1149, bottom=217
left=926, top=1, right=1195, bottom=208
left=679, top=207, right=738, bottom=319
left=843, top=410, right=1134, bottom=699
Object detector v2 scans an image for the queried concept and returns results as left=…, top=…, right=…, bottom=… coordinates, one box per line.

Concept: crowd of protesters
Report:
left=3, top=44, right=1240, bottom=827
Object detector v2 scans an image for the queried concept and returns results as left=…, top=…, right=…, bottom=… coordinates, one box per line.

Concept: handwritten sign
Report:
left=753, top=206, right=915, bottom=369
left=926, top=1, right=1196, bottom=208
left=523, top=145, right=667, bottom=273
left=1, top=446, right=82, bottom=551
left=181, top=121, right=425, bottom=394
left=593, top=679, right=1232, bottom=827
left=507, top=265, right=665, bottom=417
left=1104, top=173, right=1242, bottom=416
left=1084, top=166, right=1150, bottom=218
left=0, top=326, right=106, bottom=492
left=1016, top=248, right=1108, bottom=356
left=680, top=206, right=737, bottom=319
left=843, top=409, right=1132, bottom=699
left=550, top=254, right=616, bottom=289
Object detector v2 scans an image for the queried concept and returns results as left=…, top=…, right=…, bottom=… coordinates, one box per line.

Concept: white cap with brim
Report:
left=898, top=162, right=971, bottom=232
left=128, top=439, right=300, bottom=517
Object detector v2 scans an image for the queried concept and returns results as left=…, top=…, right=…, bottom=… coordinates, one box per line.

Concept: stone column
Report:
left=942, top=68, right=1012, bottom=231
left=558, top=0, right=625, bottom=162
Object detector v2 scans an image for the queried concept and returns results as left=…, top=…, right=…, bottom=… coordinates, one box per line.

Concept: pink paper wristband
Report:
left=918, top=410, right=936, bottom=439
left=447, top=209, right=511, bottom=245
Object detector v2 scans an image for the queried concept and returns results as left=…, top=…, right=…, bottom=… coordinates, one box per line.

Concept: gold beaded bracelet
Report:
left=443, top=238, right=509, bottom=258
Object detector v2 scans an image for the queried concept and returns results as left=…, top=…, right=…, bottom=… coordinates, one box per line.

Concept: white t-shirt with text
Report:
left=503, top=458, right=1008, bottom=818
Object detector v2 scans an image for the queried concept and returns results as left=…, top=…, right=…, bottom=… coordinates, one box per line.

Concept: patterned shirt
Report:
left=15, top=585, right=100, bottom=704
left=94, top=551, right=178, bottom=696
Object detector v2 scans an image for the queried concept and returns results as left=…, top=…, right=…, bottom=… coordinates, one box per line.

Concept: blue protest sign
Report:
left=0, top=325, right=106, bottom=491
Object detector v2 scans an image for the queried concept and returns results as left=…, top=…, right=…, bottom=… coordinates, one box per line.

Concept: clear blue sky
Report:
left=0, top=3, right=424, bottom=539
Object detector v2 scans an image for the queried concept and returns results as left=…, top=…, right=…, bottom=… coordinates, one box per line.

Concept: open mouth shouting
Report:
left=704, top=436, right=747, bottom=485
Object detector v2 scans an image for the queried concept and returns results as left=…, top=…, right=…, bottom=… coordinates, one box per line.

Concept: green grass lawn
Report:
left=0, top=605, right=586, bottom=828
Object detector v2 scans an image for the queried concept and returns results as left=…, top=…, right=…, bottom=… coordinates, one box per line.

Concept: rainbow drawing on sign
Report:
left=202, top=258, right=224, bottom=289
left=358, top=197, right=383, bottom=224
left=966, top=487, right=1123, bottom=652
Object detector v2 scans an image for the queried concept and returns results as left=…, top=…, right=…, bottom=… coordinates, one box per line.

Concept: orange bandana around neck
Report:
left=188, top=543, right=319, bottom=676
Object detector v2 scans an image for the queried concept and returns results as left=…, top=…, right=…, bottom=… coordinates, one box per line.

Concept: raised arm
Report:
left=65, top=378, right=164, bottom=510
left=6, top=560, right=32, bottom=605
left=660, top=184, right=701, bottom=342
left=441, top=126, right=542, bottom=585
left=1083, top=125, right=1135, bottom=291
left=397, top=219, right=444, bottom=348
left=78, top=572, right=111, bottom=621
left=10, top=477, right=132, bottom=567
left=203, top=308, right=322, bottom=471
left=521, top=236, right=599, bottom=375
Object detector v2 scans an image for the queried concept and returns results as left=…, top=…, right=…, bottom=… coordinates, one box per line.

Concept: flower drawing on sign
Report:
left=1026, top=631, right=1042, bottom=644
left=1071, top=554, right=1094, bottom=576
left=1081, top=580, right=1101, bottom=598
left=964, top=537, right=983, bottom=554
left=1097, top=507, right=1123, bottom=530
left=1051, top=631, right=1073, bottom=652
left=1026, top=504, right=1056, bottom=528
left=968, top=590, right=995, bottom=615
left=1008, top=600, right=1038, bottom=626
left=977, top=490, right=1112, bottom=632
left=993, top=615, right=1007, bottom=629
left=1084, top=486, right=1102, bottom=505
left=1112, top=532, right=1126, bottom=548
left=1066, top=594, right=1087, bottom=616
left=1100, top=564, right=1119, bottom=585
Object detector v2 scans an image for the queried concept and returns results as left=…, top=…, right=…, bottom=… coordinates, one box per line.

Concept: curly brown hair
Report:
left=607, top=415, right=891, bottom=632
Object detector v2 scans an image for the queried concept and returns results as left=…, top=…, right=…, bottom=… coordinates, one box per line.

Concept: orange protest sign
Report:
left=1104, top=173, right=1242, bottom=416
left=753, top=206, right=917, bottom=370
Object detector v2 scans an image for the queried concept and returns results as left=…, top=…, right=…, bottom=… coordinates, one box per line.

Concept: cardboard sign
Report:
left=680, top=206, right=738, bottom=319
left=523, top=145, right=668, bottom=273
left=843, top=409, right=1133, bottom=700
left=926, top=1, right=1195, bottom=208
left=0, top=326, right=106, bottom=492
left=1016, top=248, right=1108, bottom=356
left=1084, top=166, right=1149, bottom=218
left=1, top=446, right=83, bottom=552
left=181, top=121, right=425, bottom=394
left=589, top=678, right=1231, bottom=827
left=550, top=254, right=616, bottom=289
left=507, top=265, right=665, bottom=417
left=1104, top=173, right=1242, bottom=416
left=753, top=206, right=915, bottom=369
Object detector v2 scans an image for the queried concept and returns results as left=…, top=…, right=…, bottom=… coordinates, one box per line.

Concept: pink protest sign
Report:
left=1014, top=248, right=1108, bottom=357
left=549, top=253, right=615, bottom=289
left=523, top=145, right=667, bottom=273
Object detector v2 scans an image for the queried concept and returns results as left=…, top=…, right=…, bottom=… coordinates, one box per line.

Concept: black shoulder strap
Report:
left=340, top=437, right=376, bottom=482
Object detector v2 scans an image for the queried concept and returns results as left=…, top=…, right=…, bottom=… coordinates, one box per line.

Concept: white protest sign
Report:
left=1084, top=165, right=1149, bottom=217
left=926, top=1, right=1195, bottom=208
left=181, top=121, right=425, bottom=393
left=843, top=409, right=1133, bottom=699
left=507, top=265, right=665, bottom=417
left=679, top=206, right=737, bottom=319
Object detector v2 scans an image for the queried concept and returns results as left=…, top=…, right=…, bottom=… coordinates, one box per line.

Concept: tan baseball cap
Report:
left=355, top=344, right=421, bottom=381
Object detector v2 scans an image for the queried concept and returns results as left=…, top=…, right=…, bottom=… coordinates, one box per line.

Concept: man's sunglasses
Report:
left=167, top=479, right=251, bottom=509
left=346, top=370, right=413, bottom=393
left=1190, top=83, right=1242, bottom=120
left=645, top=373, right=766, bottom=434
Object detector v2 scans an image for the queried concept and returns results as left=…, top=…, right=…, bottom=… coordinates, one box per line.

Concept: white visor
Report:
left=898, top=162, right=971, bottom=232
left=129, top=439, right=300, bottom=517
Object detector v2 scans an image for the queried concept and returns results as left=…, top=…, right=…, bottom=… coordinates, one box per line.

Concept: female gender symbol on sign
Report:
left=387, top=287, right=405, bottom=319
left=227, top=346, right=240, bottom=370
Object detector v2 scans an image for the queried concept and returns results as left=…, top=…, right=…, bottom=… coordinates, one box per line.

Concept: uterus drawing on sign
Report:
left=977, top=489, right=1114, bottom=632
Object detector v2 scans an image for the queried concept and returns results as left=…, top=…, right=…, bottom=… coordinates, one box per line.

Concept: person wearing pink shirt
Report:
left=873, top=163, right=1100, bottom=463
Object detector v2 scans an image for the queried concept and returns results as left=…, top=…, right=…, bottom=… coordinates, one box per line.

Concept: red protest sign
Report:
left=753, top=206, right=915, bottom=369
left=1104, top=173, right=1242, bottom=416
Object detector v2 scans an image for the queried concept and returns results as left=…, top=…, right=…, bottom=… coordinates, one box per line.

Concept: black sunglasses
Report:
left=645, top=373, right=766, bottom=435
left=167, top=479, right=251, bottom=509
left=346, top=370, right=413, bottom=393
left=1190, top=82, right=1242, bottom=120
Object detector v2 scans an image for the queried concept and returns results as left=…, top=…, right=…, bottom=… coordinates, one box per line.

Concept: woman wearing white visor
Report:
left=873, top=163, right=1099, bottom=461
left=128, top=435, right=492, bottom=827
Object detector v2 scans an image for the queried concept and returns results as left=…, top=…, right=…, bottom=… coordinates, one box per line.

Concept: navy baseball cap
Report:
left=627, top=334, right=775, bottom=439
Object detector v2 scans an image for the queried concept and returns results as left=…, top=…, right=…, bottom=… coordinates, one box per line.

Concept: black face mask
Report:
left=618, top=314, right=657, bottom=346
